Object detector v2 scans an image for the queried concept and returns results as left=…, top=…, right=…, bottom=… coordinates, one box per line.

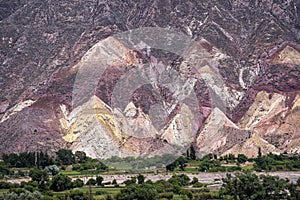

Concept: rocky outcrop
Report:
left=1, top=0, right=300, bottom=158
left=196, top=108, right=251, bottom=156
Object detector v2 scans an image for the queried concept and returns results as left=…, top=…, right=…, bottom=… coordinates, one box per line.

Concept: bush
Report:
left=194, top=192, right=214, bottom=200
left=86, top=178, right=97, bottom=186
left=191, top=177, right=198, bottom=184
left=4, top=189, right=43, bottom=200
left=69, top=190, right=89, bottom=200
left=95, top=190, right=108, bottom=195
left=159, top=192, right=173, bottom=200
left=180, top=189, right=193, bottom=200
left=56, top=149, right=75, bottom=165
left=237, top=154, right=248, bottom=164
left=116, top=183, right=158, bottom=200
left=193, top=182, right=205, bottom=188
left=137, top=174, right=145, bottom=184
left=29, top=168, right=49, bottom=184
left=96, top=176, right=103, bottom=186
left=168, top=174, right=190, bottom=186
left=44, top=165, right=59, bottom=175
left=72, top=179, right=84, bottom=188
left=50, top=174, right=72, bottom=191
left=0, top=181, right=13, bottom=189
left=23, top=185, right=35, bottom=192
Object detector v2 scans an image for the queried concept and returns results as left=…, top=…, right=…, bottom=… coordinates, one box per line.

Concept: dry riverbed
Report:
left=5, top=171, right=300, bottom=185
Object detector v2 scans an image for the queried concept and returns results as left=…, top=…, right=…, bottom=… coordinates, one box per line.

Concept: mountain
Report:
left=0, top=0, right=300, bottom=158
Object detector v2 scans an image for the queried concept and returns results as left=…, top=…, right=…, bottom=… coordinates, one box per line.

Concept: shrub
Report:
left=72, top=179, right=84, bottom=188
left=69, top=190, right=89, bottom=200
left=159, top=192, right=173, bottom=200
left=86, top=178, right=97, bottom=186
left=0, top=181, right=12, bottom=189
left=116, top=183, right=158, bottom=200
left=95, top=190, right=108, bottom=195
left=96, top=176, right=104, bottom=186
left=50, top=174, right=72, bottom=191
left=193, top=182, right=205, bottom=188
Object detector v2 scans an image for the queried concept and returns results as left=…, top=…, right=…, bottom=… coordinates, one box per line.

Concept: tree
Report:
left=237, top=154, right=248, bottom=164
left=186, top=148, right=190, bottom=158
left=220, top=172, right=295, bottom=200
left=112, top=179, right=117, bottom=185
left=189, top=145, right=196, bottom=160
left=56, top=149, right=75, bottom=165
left=191, top=177, right=198, bottom=184
left=166, top=163, right=176, bottom=171
left=72, top=179, right=84, bottom=188
left=74, top=151, right=87, bottom=163
left=96, top=176, right=104, bottom=186
left=124, top=177, right=136, bottom=186
left=0, top=162, right=11, bottom=178
left=86, top=178, right=97, bottom=186
left=198, top=160, right=212, bottom=172
left=2, top=152, right=53, bottom=168
left=180, top=189, right=193, bottom=200
left=116, top=183, right=158, bottom=200
left=50, top=174, right=72, bottom=191
left=176, top=157, right=188, bottom=171
left=168, top=174, right=190, bottom=187
left=69, top=189, right=89, bottom=200
left=97, top=161, right=108, bottom=171
left=44, top=165, right=59, bottom=175
left=29, top=168, right=49, bottom=184
left=137, top=174, right=145, bottom=184
left=258, top=147, right=262, bottom=157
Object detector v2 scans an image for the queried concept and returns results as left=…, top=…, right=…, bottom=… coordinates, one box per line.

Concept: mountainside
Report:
left=1, top=0, right=300, bottom=158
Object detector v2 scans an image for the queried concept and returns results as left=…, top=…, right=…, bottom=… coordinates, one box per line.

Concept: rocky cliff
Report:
left=1, top=0, right=300, bottom=158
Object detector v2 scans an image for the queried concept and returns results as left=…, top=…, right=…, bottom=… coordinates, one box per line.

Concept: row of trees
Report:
left=254, top=152, right=300, bottom=171
left=2, top=152, right=54, bottom=168
left=165, top=151, right=300, bottom=173
left=1, top=149, right=93, bottom=168
left=1, top=149, right=108, bottom=174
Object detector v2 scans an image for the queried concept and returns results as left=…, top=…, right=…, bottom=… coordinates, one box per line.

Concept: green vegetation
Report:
left=167, top=152, right=300, bottom=173
left=1, top=149, right=300, bottom=199
left=2, top=152, right=54, bottom=168
left=29, top=168, right=49, bottom=185
left=220, top=172, right=300, bottom=200
left=166, top=156, right=188, bottom=171
left=116, top=183, right=158, bottom=200
left=103, top=154, right=178, bottom=172
left=50, top=174, right=72, bottom=191
left=56, top=149, right=75, bottom=165
left=254, top=153, right=300, bottom=171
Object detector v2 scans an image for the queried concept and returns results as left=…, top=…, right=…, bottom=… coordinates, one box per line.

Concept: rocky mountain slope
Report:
left=0, top=0, right=300, bottom=158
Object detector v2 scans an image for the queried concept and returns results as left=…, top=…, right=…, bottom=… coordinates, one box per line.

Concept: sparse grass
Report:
left=50, top=187, right=121, bottom=200
left=105, top=162, right=132, bottom=170
left=176, top=167, right=198, bottom=173
left=60, top=171, right=81, bottom=176
left=188, top=160, right=202, bottom=166
left=241, top=164, right=254, bottom=171
left=66, top=186, right=121, bottom=194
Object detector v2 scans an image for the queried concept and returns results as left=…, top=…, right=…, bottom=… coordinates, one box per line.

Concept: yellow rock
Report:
left=272, top=45, right=300, bottom=65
